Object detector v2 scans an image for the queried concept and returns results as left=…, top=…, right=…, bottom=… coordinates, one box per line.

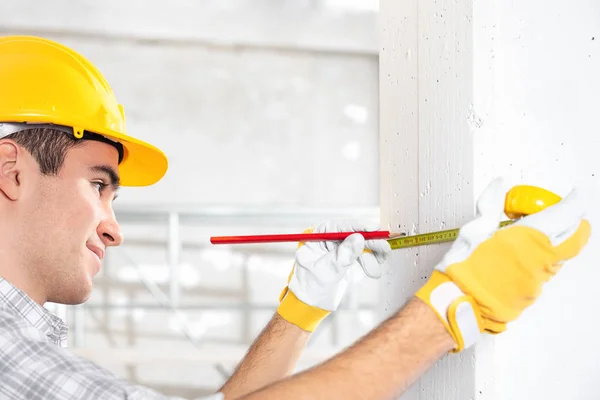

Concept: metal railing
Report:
left=68, top=204, right=381, bottom=375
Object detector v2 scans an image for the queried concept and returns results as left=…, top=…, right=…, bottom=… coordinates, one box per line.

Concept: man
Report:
left=0, top=35, right=591, bottom=400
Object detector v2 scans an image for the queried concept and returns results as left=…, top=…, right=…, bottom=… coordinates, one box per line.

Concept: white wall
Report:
left=378, top=0, right=477, bottom=397
left=381, top=0, right=600, bottom=398
left=380, top=0, right=599, bottom=398
left=473, top=0, right=600, bottom=398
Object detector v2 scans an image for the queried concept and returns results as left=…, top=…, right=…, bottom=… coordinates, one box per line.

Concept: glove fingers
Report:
left=456, top=215, right=501, bottom=247
left=347, top=262, right=368, bottom=284
left=310, top=219, right=382, bottom=252
left=483, top=319, right=507, bottom=334
left=476, top=177, right=509, bottom=220
left=548, top=219, right=592, bottom=264
left=358, top=251, right=383, bottom=279
left=296, top=233, right=366, bottom=276
left=364, top=239, right=392, bottom=264
left=328, top=233, right=365, bottom=268
left=306, top=219, right=385, bottom=256
left=456, top=177, right=509, bottom=244
left=515, top=188, right=588, bottom=246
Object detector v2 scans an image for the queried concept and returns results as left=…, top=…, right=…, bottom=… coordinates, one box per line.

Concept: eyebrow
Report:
left=90, top=165, right=121, bottom=198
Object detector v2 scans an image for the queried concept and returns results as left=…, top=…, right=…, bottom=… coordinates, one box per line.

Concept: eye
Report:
left=92, top=181, right=108, bottom=193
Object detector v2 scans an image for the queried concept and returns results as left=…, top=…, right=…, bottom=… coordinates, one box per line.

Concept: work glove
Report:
left=277, top=219, right=392, bottom=332
left=416, top=178, right=591, bottom=352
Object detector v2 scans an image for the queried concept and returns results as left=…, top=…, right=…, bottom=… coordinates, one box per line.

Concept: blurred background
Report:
left=2, top=1, right=383, bottom=398
left=3, top=1, right=600, bottom=399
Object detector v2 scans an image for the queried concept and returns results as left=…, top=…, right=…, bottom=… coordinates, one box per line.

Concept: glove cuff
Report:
left=415, top=270, right=483, bottom=352
left=277, top=288, right=330, bottom=332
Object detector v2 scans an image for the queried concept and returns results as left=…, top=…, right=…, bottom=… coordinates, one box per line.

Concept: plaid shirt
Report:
left=0, top=277, right=223, bottom=400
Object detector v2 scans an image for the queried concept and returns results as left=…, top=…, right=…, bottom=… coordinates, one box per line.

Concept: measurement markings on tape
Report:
left=387, top=220, right=514, bottom=250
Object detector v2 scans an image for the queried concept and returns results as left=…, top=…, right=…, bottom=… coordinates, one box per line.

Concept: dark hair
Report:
left=5, top=128, right=85, bottom=175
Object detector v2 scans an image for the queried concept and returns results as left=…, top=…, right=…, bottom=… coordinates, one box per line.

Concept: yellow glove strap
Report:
left=276, top=227, right=331, bottom=332
left=277, top=288, right=330, bottom=332
left=416, top=270, right=484, bottom=352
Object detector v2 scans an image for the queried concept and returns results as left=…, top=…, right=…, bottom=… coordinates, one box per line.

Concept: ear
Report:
left=0, top=140, right=22, bottom=200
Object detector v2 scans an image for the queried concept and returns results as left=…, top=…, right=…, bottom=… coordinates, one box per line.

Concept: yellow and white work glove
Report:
left=277, top=220, right=392, bottom=332
left=416, top=178, right=592, bottom=352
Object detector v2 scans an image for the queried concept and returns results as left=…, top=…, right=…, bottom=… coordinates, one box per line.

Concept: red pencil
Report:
left=210, top=231, right=404, bottom=245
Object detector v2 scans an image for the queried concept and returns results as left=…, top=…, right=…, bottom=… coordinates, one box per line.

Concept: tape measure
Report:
left=386, top=220, right=513, bottom=250
left=386, top=185, right=562, bottom=250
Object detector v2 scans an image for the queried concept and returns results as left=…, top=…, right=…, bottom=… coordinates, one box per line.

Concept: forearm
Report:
left=235, top=297, right=454, bottom=400
left=219, top=313, right=310, bottom=399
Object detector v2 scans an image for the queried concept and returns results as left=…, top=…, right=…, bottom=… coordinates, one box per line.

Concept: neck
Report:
left=0, top=203, right=48, bottom=305
left=0, top=246, right=47, bottom=305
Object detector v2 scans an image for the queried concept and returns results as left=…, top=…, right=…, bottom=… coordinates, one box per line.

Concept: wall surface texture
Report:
left=473, top=0, right=600, bottom=399
left=379, top=0, right=476, bottom=398
left=380, top=0, right=600, bottom=399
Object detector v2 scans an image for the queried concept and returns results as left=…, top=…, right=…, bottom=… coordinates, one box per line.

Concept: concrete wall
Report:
left=473, top=0, right=600, bottom=398
left=380, top=0, right=600, bottom=398
left=378, top=0, right=477, bottom=397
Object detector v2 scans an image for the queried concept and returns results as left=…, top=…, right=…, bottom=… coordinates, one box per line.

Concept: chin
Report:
left=72, top=279, right=94, bottom=304
left=47, top=273, right=94, bottom=305
left=48, top=287, right=92, bottom=305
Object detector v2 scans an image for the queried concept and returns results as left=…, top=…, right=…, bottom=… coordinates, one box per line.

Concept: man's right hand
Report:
left=234, top=178, right=591, bottom=400
left=277, top=219, right=391, bottom=332
left=416, top=178, right=592, bottom=352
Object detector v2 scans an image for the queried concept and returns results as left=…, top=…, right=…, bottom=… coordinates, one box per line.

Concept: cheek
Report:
left=81, top=187, right=105, bottom=224
left=19, top=179, right=104, bottom=247
left=56, top=182, right=104, bottom=231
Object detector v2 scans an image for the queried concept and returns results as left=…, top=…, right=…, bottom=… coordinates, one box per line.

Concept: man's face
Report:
left=15, top=140, right=123, bottom=304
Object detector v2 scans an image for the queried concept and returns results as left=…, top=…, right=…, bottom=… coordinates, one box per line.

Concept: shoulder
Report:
left=0, top=310, right=224, bottom=400
left=0, top=309, right=221, bottom=399
left=0, top=309, right=119, bottom=397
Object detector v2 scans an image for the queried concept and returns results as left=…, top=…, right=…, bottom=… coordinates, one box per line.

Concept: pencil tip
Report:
left=389, top=232, right=406, bottom=238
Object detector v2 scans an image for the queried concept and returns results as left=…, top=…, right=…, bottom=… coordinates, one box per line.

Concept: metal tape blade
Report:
left=387, top=220, right=515, bottom=250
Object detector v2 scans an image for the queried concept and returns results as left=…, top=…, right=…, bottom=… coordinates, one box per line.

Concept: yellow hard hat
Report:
left=0, top=35, right=168, bottom=187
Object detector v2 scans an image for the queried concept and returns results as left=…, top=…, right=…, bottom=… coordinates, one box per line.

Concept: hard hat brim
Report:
left=104, top=128, right=169, bottom=187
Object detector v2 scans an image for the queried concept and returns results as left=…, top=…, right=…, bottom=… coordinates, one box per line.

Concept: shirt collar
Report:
left=0, top=277, right=68, bottom=347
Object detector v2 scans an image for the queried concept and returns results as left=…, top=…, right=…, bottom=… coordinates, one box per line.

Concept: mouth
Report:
left=86, top=244, right=105, bottom=261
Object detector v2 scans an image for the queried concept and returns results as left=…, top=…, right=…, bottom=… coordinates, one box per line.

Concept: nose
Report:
left=97, top=208, right=124, bottom=247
